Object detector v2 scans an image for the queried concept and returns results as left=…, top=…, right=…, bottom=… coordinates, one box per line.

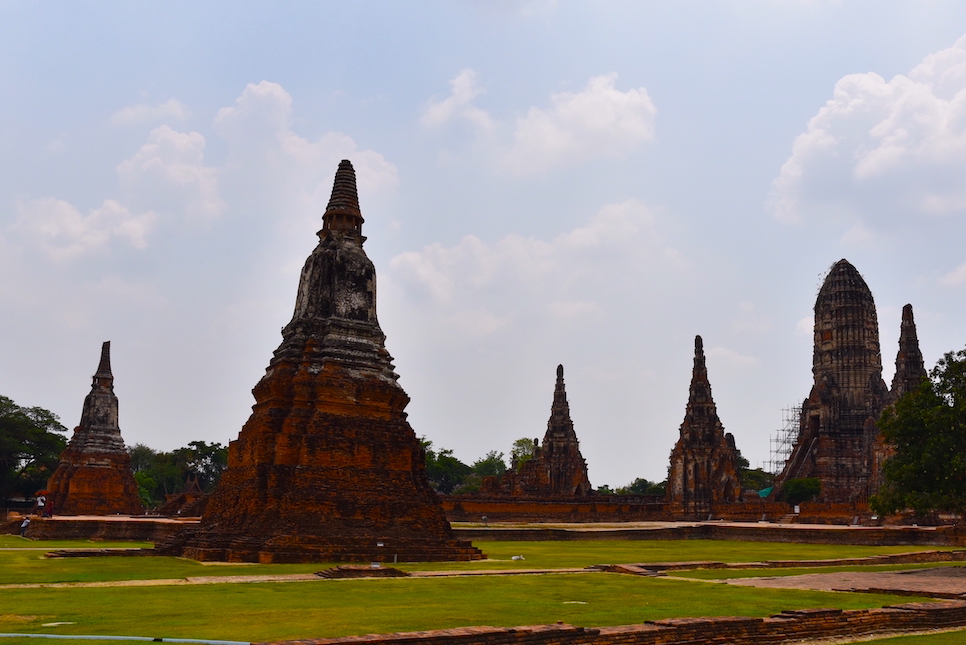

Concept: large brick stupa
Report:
left=165, top=160, right=482, bottom=563
left=47, top=341, right=144, bottom=516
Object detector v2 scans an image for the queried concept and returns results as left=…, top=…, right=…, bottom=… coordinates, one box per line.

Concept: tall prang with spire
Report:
left=501, top=365, right=592, bottom=497
left=47, top=341, right=143, bottom=515
left=666, top=336, right=743, bottom=518
left=775, top=260, right=894, bottom=503
left=164, top=160, right=482, bottom=563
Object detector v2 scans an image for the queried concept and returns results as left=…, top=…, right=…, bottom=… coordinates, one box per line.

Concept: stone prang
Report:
left=775, top=260, right=928, bottom=503
left=163, top=160, right=482, bottom=563
left=47, top=342, right=143, bottom=515
left=500, top=365, right=592, bottom=497
left=666, top=336, right=743, bottom=518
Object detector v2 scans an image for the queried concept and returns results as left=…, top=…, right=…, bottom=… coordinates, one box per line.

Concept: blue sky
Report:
left=3, top=1, right=966, bottom=487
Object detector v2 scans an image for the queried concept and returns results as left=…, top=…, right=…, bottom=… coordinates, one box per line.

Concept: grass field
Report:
left=0, top=537, right=963, bottom=643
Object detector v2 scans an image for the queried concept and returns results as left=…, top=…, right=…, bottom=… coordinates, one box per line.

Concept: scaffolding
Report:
left=766, top=405, right=802, bottom=476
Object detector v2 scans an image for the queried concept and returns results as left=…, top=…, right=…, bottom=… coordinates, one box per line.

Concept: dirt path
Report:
left=720, top=566, right=966, bottom=598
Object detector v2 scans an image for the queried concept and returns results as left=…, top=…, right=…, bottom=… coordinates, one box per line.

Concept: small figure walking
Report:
left=34, top=494, right=46, bottom=517
left=20, top=517, right=30, bottom=537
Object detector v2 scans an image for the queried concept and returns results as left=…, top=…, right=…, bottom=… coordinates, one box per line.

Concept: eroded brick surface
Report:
left=46, top=341, right=143, bottom=516
left=161, top=161, right=482, bottom=563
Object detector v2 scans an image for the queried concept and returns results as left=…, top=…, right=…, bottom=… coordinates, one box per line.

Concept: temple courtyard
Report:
left=3, top=531, right=966, bottom=645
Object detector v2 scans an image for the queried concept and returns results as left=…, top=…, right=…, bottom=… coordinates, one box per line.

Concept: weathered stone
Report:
left=891, top=304, right=928, bottom=399
left=162, top=160, right=482, bottom=563
left=498, top=365, right=592, bottom=497
left=46, top=342, right=143, bottom=516
left=776, top=259, right=907, bottom=503
left=666, top=336, right=743, bottom=517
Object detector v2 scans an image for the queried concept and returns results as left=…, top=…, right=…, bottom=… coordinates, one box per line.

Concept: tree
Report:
left=0, top=396, right=67, bottom=502
left=616, top=478, right=666, bottom=496
left=420, top=438, right=471, bottom=494
left=873, top=348, right=966, bottom=516
left=127, top=440, right=229, bottom=507
left=510, top=438, right=536, bottom=470
left=781, top=477, right=821, bottom=505
left=472, top=451, right=507, bottom=478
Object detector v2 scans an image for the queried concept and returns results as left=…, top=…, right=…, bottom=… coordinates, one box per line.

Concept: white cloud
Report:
left=117, top=125, right=224, bottom=222
left=422, top=71, right=657, bottom=175
left=796, top=316, right=813, bottom=337
left=15, top=197, right=155, bottom=260
left=707, top=346, right=759, bottom=368
left=421, top=69, right=497, bottom=135
left=110, top=99, right=189, bottom=127
left=732, top=301, right=772, bottom=334
left=502, top=73, right=657, bottom=175
left=771, top=34, right=966, bottom=226
left=940, top=260, right=966, bottom=286
left=215, top=81, right=398, bottom=200
left=389, top=199, right=681, bottom=338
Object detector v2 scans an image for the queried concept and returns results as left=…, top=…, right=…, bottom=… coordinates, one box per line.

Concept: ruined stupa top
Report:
left=545, top=364, right=577, bottom=442
left=678, top=335, right=729, bottom=444
left=891, top=304, right=927, bottom=398
left=812, top=259, right=885, bottom=400
left=68, top=341, right=127, bottom=454
left=275, top=160, right=394, bottom=379
left=320, top=159, right=364, bottom=242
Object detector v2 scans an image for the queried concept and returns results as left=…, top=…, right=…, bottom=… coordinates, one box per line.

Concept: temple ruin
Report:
left=775, top=260, right=927, bottom=503
left=47, top=341, right=143, bottom=516
left=498, top=365, right=592, bottom=497
left=162, top=160, right=482, bottom=563
left=666, top=336, right=743, bottom=517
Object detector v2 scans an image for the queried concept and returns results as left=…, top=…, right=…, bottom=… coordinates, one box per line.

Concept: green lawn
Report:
left=0, top=539, right=942, bottom=585
left=0, top=537, right=960, bottom=643
left=868, top=632, right=966, bottom=644
left=0, top=536, right=151, bottom=549
left=0, top=575, right=925, bottom=642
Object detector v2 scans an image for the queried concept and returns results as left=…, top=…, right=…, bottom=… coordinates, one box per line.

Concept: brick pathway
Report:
left=722, top=566, right=966, bottom=598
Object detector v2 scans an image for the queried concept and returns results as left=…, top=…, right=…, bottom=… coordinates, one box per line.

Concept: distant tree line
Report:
left=129, top=441, right=228, bottom=508
left=0, top=396, right=67, bottom=503
left=421, top=436, right=667, bottom=496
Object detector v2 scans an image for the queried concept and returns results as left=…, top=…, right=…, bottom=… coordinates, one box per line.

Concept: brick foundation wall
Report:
left=260, top=600, right=966, bottom=645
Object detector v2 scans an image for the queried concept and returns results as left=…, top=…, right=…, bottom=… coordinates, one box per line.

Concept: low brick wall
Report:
left=260, top=601, right=966, bottom=645
left=17, top=516, right=196, bottom=542
left=456, top=523, right=966, bottom=547
left=442, top=498, right=669, bottom=523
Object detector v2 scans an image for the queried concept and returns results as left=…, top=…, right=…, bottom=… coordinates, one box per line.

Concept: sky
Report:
left=3, top=1, right=966, bottom=488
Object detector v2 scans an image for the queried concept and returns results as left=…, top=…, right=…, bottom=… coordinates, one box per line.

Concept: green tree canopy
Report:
left=420, top=438, right=472, bottom=494
left=472, top=451, right=507, bottom=478
left=0, top=395, right=67, bottom=501
left=510, top=437, right=536, bottom=470
left=128, top=441, right=228, bottom=507
left=873, top=347, right=966, bottom=516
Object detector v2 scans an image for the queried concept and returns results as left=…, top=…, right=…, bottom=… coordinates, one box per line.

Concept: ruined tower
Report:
left=166, top=160, right=482, bottom=563
left=667, top=336, right=743, bottom=517
left=47, top=342, right=143, bottom=515
left=776, top=260, right=891, bottom=503
left=890, top=304, right=927, bottom=400
left=501, top=365, right=592, bottom=497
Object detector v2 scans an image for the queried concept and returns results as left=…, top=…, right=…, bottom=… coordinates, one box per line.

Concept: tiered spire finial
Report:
left=321, top=159, right=364, bottom=239
left=95, top=341, right=112, bottom=379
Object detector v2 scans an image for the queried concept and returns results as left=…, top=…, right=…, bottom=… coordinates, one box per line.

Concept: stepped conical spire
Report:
left=94, top=341, right=112, bottom=379
left=46, top=341, right=143, bottom=515
left=667, top=335, right=742, bottom=516
left=891, top=304, right=927, bottom=398
left=321, top=159, right=364, bottom=240
left=547, top=364, right=574, bottom=438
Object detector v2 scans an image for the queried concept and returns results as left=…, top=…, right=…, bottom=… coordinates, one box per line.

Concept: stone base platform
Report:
left=157, top=531, right=484, bottom=563
left=455, top=520, right=966, bottom=546
left=8, top=515, right=198, bottom=542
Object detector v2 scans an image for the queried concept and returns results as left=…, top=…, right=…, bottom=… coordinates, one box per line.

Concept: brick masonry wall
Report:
left=260, top=600, right=966, bottom=645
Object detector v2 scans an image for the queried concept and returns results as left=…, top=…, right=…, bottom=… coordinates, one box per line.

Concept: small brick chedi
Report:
left=167, top=160, right=482, bottom=563
left=667, top=336, right=742, bottom=517
left=47, top=342, right=143, bottom=516
left=499, top=365, right=592, bottom=497
left=775, top=260, right=927, bottom=503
